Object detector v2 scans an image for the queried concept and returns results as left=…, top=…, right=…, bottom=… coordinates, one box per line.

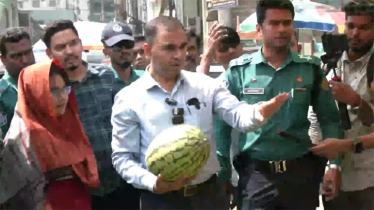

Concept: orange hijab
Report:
left=17, top=59, right=99, bottom=188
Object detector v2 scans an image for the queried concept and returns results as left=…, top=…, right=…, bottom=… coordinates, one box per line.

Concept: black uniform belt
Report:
left=252, top=152, right=325, bottom=175
left=178, top=174, right=217, bottom=197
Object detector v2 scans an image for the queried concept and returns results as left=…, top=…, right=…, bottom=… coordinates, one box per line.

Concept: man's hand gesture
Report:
left=153, top=174, right=197, bottom=194
left=255, top=93, right=289, bottom=122
left=206, top=23, right=228, bottom=56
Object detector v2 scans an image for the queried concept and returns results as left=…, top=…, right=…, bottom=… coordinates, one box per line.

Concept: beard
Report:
left=113, top=60, right=132, bottom=70
left=67, top=64, right=79, bottom=71
left=351, top=43, right=372, bottom=54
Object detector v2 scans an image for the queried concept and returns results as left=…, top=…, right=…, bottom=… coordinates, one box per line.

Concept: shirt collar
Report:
left=251, top=48, right=294, bottom=67
left=142, top=66, right=187, bottom=90
left=111, top=65, right=136, bottom=81
left=3, top=71, right=18, bottom=88
left=77, top=62, right=101, bottom=82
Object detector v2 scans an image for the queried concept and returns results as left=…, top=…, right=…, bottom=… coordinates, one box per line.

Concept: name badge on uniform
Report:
left=243, top=88, right=265, bottom=95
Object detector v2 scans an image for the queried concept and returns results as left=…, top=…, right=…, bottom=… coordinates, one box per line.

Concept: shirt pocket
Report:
left=290, top=86, right=312, bottom=106
left=184, top=100, right=213, bottom=132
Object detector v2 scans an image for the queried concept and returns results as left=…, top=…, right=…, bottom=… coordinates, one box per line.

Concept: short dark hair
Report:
left=186, top=29, right=201, bottom=50
left=344, top=1, right=374, bottom=23
left=0, top=29, right=30, bottom=56
left=256, top=0, right=295, bottom=25
left=145, top=16, right=184, bottom=45
left=43, top=20, right=79, bottom=49
left=221, top=27, right=240, bottom=46
left=134, top=35, right=145, bottom=43
left=50, top=62, right=71, bottom=86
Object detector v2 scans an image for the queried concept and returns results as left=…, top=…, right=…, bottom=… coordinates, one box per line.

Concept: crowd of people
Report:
left=0, top=0, right=373, bottom=210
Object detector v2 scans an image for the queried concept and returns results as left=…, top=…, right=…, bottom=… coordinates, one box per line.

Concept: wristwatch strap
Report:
left=329, top=164, right=342, bottom=172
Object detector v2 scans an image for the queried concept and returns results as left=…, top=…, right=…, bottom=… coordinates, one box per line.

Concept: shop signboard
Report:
left=206, top=0, right=238, bottom=11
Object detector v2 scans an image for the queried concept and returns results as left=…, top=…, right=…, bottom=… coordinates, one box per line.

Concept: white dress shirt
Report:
left=111, top=70, right=265, bottom=192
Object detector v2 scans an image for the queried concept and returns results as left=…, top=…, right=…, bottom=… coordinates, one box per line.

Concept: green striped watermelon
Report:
left=145, top=125, right=210, bottom=181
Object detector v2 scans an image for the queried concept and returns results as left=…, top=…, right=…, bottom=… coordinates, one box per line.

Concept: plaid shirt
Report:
left=72, top=63, right=120, bottom=196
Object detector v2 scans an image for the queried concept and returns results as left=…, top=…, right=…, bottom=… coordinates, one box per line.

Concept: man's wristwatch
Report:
left=353, top=137, right=364, bottom=154
left=329, top=164, right=342, bottom=172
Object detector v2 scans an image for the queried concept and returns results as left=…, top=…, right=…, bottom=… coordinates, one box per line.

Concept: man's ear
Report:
left=102, top=48, right=109, bottom=57
left=0, top=55, right=5, bottom=64
left=256, top=24, right=262, bottom=37
left=45, top=49, right=53, bottom=59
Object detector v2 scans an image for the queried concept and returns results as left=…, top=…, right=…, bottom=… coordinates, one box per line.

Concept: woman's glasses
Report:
left=51, top=86, right=71, bottom=98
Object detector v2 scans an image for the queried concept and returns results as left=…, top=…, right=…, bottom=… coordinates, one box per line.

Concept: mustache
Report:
left=64, top=55, right=79, bottom=62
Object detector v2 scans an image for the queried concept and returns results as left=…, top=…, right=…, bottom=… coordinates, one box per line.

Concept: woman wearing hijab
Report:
left=0, top=59, right=100, bottom=209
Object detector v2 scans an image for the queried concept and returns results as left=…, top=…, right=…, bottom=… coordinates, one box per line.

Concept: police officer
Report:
left=0, top=29, right=35, bottom=138
left=214, top=0, right=343, bottom=209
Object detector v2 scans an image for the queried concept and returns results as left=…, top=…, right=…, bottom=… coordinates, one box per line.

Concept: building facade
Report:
left=0, top=0, right=19, bottom=30
left=17, top=0, right=89, bottom=24
left=88, top=0, right=115, bottom=22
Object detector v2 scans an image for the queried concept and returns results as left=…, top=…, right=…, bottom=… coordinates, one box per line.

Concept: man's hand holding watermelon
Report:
left=153, top=174, right=197, bottom=194
left=255, top=92, right=290, bottom=122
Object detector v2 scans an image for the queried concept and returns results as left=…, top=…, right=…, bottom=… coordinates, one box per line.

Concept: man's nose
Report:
left=174, top=49, right=184, bottom=60
left=352, top=28, right=359, bottom=36
left=65, top=45, right=74, bottom=54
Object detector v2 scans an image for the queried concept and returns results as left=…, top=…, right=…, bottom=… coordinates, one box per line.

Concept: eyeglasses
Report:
left=165, top=98, right=184, bottom=125
left=51, top=86, right=71, bottom=98
left=111, top=40, right=135, bottom=52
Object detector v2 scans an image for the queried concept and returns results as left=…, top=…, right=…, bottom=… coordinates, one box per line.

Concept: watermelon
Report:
left=145, top=125, right=210, bottom=181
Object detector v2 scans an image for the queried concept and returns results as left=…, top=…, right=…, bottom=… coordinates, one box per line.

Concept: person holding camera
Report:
left=309, top=2, right=374, bottom=209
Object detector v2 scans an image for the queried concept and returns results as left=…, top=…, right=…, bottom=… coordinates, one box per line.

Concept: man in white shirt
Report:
left=111, top=16, right=289, bottom=210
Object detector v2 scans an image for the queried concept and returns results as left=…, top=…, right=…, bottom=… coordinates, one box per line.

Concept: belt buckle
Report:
left=183, top=185, right=197, bottom=197
left=269, top=160, right=287, bottom=173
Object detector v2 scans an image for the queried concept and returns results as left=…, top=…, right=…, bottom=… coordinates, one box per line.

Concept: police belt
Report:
left=251, top=152, right=327, bottom=178
left=177, top=174, right=217, bottom=197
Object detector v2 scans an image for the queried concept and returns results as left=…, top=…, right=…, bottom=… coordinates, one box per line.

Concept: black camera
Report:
left=320, top=33, right=351, bottom=130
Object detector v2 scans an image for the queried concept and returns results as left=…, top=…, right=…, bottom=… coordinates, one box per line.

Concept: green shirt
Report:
left=0, top=71, right=18, bottom=139
left=214, top=50, right=343, bottom=182
left=112, top=66, right=144, bottom=96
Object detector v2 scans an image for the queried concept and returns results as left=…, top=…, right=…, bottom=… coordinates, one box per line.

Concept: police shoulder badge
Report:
left=0, top=111, right=7, bottom=126
left=321, top=77, right=329, bottom=90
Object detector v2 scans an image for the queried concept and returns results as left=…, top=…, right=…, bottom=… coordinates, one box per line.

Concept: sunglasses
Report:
left=111, top=40, right=135, bottom=52
left=165, top=98, right=184, bottom=125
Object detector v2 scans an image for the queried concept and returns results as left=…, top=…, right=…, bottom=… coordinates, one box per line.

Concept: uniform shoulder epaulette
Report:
left=0, top=79, right=9, bottom=97
left=295, top=53, right=321, bottom=66
left=229, top=54, right=252, bottom=68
